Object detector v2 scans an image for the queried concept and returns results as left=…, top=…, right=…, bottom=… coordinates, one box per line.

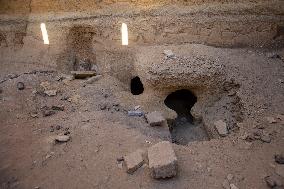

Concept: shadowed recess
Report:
left=131, top=76, right=144, bottom=95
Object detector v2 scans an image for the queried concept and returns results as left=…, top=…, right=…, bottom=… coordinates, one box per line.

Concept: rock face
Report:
left=148, top=141, right=178, bottom=179
left=145, top=111, right=167, bottom=127
left=123, top=149, right=144, bottom=174
left=214, top=120, right=228, bottom=137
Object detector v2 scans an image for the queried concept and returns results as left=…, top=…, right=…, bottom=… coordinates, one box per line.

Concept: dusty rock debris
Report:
left=0, top=0, right=284, bottom=188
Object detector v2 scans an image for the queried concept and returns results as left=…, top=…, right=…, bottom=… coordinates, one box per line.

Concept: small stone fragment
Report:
left=222, top=180, right=230, bottom=189
left=145, top=111, right=167, bottom=127
left=265, top=175, right=283, bottom=188
left=17, top=82, right=25, bottom=90
left=267, top=117, right=277, bottom=124
left=55, top=125, right=62, bottom=130
left=85, top=75, right=102, bottom=84
left=42, top=110, right=56, bottom=117
left=71, top=71, right=96, bottom=79
left=123, top=149, right=144, bottom=174
left=148, top=141, right=178, bottom=179
left=260, top=133, right=271, bottom=143
left=227, top=174, right=234, bottom=181
left=134, top=105, right=141, bottom=110
left=55, top=135, right=70, bottom=142
left=163, top=50, right=175, bottom=58
left=51, top=105, right=64, bottom=111
left=99, top=104, right=107, bottom=110
left=229, top=184, right=238, bottom=189
left=44, top=90, right=57, bottom=97
left=30, top=113, right=38, bottom=118
left=214, top=120, right=228, bottom=137
left=49, top=126, right=54, bottom=132
left=117, top=162, right=123, bottom=169
left=40, top=81, right=50, bottom=90
left=67, top=95, right=80, bottom=104
left=275, top=154, right=284, bottom=164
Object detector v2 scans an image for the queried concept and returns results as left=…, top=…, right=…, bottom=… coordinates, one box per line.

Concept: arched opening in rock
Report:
left=131, top=76, right=144, bottom=95
left=164, top=89, right=208, bottom=145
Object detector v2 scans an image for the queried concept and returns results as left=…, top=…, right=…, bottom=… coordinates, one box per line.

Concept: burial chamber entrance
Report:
left=131, top=76, right=144, bottom=95
left=164, top=89, right=209, bottom=145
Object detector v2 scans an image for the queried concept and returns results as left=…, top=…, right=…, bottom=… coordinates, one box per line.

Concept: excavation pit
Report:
left=164, top=89, right=209, bottom=145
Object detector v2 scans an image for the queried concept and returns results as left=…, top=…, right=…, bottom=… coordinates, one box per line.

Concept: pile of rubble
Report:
left=119, top=141, right=178, bottom=179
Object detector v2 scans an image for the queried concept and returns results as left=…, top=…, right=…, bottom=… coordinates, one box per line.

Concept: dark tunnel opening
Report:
left=164, top=89, right=208, bottom=145
left=131, top=76, right=144, bottom=95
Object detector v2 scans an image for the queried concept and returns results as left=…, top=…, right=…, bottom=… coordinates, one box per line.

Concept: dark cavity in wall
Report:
left=131, top=76, right=144, bottom=95
left=164, top=89, right=209, bottom=145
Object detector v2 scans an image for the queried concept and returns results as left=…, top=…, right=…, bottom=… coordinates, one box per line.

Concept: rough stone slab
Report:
left=124, top=149, right=144, bottom=174
left=145, top=111, right=167, bottom=127
left=71, top=71, right=96, bottom=79
left=148, top=141, right=178, bottom=179
left=214, top=120, right=228, bottom=137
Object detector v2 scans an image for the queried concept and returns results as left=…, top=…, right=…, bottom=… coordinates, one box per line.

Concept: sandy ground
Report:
left=0, top=44, right=284, bottom=189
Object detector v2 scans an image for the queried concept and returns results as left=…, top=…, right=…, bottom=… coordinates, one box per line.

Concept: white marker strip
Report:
left=40, top=23, right=49, bottom=45
left=121, top=23, right=128, bottom=46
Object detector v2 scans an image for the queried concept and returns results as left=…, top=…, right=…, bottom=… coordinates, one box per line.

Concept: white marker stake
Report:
left=121, top=23, right=128, bottom=46
left=40, top=23, right=49, bottom=45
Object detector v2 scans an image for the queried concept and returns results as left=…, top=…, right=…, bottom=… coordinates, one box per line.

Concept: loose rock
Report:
left=265, top=175, right=283, bottom=188
left=145, top=111, right=167, bottom=127
left=163, top=50, right=175, bottom=58
left=260, top=133, right=271, bottom=143
left=229, top=184, right=239, bottom=189
left=267, top=117, right=277, bottom=124
left=148, top=141, right=178, bottom=179
left=227, top=174, right=234, bottom=181
left=55, top=135, right=70, bottom=142
left=214, top=120, right=228, bottom=137
left=71, top=71, right=96, bottom=79
left=44, top=90, right=57, bottom=97
left=17, top=82, right=25, bottom=90
left=52, top=105, right=64, bottom=111
left=85, top=75, right=102, bottom=84
left=123, top=149, right=144, bottom=174
left=222, top=180, right=230, bottom=189
left=275, top=154, right=284, bottom=164
left=42, top=109, right=56, bottom=117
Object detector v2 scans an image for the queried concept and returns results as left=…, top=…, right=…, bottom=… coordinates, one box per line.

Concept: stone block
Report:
left=145, top=111, right=167, bottom=127
left=148, top=141, right=178, bottom=179
left=124, top=149, right=144, bottom=174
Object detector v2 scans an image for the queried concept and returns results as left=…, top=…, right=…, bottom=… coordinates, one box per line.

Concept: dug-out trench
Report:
left=164, top=89, right=209, bottom=145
